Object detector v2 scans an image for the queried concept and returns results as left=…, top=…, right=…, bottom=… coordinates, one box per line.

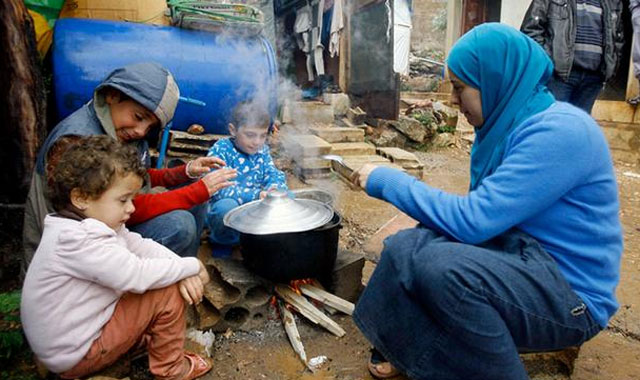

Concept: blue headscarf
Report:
left=446, top=23, right=555, bottom=190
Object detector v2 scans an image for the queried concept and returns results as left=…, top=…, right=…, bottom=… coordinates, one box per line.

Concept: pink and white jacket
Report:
left=21, top=215, right=200, bottom=373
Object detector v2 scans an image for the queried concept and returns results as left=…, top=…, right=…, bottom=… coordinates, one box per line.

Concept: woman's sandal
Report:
left=368, top=348, right=401, bottom=379
left=182, top=351, right=212, bottom=380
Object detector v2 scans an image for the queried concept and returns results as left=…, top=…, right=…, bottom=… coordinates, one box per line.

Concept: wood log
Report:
left=0, top=0, right=47, bottom=203
left=299, top=283, right=355, bottom=315
left=277, top=299, right=314, bottom=372
left=275, top=285, right=346, bottom=337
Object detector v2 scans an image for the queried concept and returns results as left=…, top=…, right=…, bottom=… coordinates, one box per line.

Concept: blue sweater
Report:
left=207, top=138, right=287, bottom=204
left=366, top=102, right=622, bottom=327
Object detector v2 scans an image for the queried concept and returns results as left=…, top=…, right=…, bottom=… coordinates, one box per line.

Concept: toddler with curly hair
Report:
left=21, top=135, right=213, bottom=380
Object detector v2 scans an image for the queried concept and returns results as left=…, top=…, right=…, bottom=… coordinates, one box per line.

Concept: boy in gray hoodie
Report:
left=23, top=62, right=237, bottom=275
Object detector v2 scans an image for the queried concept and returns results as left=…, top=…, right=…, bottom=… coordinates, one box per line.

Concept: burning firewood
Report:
left=275, top=285, right=346, bottom=337
left=277, top=299, right=314, bottom=372
left=298, top=283, right=355, bottom=315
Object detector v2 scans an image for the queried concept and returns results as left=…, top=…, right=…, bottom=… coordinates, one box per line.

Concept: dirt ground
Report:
left=189, top=146, right=640, bottom=380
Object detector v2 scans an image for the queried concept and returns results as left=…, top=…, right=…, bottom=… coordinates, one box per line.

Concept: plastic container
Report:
left=52, top=18, right=277, bottom=134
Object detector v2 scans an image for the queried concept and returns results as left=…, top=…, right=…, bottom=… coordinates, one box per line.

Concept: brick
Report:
left=310, top=126, right=365, bottom=143
left=281, top=134, right=332, bottom=159
left=331, top=250, right=365, bottom=303
left=330, top=142, right=377, bottom=156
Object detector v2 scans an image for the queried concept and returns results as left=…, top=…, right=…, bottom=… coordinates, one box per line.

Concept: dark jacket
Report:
left=521, top=0, right=624, bottom=81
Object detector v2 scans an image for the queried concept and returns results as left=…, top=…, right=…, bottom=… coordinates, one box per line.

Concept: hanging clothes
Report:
left=393, top=0, right=412, bottom=75
left=329, top=0, right=344, bottom=57
left=294, top=0, right=327, bottom=81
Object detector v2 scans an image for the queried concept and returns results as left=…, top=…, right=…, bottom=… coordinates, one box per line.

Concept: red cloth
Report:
left=127, top=165, right=210, bottom=226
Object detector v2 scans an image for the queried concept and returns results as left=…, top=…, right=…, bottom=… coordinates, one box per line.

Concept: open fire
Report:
left=270, top=278, right=355, bottom=371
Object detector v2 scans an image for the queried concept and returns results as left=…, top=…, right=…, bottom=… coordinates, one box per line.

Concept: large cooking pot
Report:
left=224, top=191, right=341, bottom=284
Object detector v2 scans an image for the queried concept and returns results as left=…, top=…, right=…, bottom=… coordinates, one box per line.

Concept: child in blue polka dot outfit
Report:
left=205, top=101, right=287, bottom=247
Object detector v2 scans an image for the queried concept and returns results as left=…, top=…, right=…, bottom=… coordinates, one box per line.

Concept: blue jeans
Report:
left=206, top=198, right=240, bottom=245
left=547, top=67, right=604, bottom=113
left=353, top=228, right=602, bottom=380
left=129, top=204, right=206, bottom=257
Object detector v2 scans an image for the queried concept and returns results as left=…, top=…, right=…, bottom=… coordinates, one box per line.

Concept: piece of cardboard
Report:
left=59, top=0, right=170, bottom=25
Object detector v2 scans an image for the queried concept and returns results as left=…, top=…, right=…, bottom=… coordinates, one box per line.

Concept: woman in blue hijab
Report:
left=351, top=23, right=622, bottom=379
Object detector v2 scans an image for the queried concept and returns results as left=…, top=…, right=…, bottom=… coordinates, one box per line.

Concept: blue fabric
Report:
left=206, top=198, right=240, bottom=246
left=547, top=68, right=604, bottom=113
left=446, top=23, right=555, bottom=190
left=129, top=204, right=206, bottom=257
left=366, top=102, right=622, bottom=327
left=354, top=227, right=602, bottom=380
left=206, top=138, right=287, bottom=205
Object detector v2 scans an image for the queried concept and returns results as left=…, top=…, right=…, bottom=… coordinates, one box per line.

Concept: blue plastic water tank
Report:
left=52, top=18, right=278, bottom=134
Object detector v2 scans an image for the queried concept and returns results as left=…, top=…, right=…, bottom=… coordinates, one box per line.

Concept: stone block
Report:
left=293, top=156, right=332, bottom=170
left=330, top=142, right=377, bottom=156
left=331, top=250, right=365, bottom=303
left=346, top=106, right=367, bottom=125
left=288, top=101, right=335, bottom=124
left=600, top=122, right=640, bottom=152
left=339, top=117, right=367, bottom=129
left=332, top=155, right=401, bottom=180
left=368, top=127, right=409, bottom=147
left=376, top=147, right=421, bottom=166
left=294, top=166, right=333, bottom=180
left=322, top=92, right=350, bottom=116
left=310, top=126, right=365, bottom=143
left=376, top=147, right=424, bottom=179
left=281, top=134, right=332, bottom=159
left=389, top=115, right=427, bottom=142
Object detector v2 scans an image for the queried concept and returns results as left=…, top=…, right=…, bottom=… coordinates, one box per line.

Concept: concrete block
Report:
left=339, top=117, right=367, bottom=129
left=310, top=126, right=365, bottom=143
left=281, top=134, right=332, bottom=159
left=322, top=92, right=350, bottom=116
left=193, top=245, right=274, bottom=332
left=330, top=142, right=377, bottom=156
left=331, top=250, right=365, bottom=303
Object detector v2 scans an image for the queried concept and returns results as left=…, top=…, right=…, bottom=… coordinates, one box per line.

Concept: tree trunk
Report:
left=0, top=0, right=47, bottom=204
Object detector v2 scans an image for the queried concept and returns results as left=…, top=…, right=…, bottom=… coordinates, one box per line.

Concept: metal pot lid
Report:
left=223, top=190, right=333, bottom=235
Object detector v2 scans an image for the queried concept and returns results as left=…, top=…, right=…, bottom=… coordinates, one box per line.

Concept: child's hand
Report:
left=200, top=168, right=237, bottom=197
left=259, top=191, right=267, bottom=199
left=178, top=276, right=204, bottom=305
left=187, top=156, right=227, bottom=177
